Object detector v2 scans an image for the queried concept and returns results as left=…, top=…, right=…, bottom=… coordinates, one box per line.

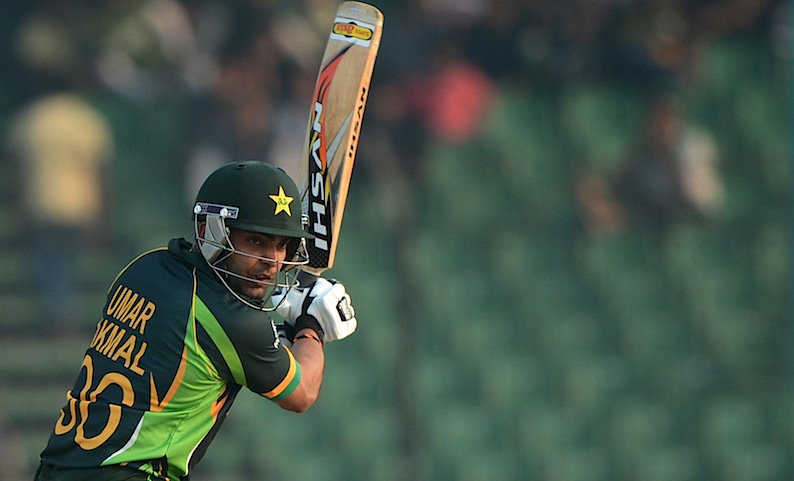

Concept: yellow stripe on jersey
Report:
left=264, top=347, right=301, bottom=400
left=150, top=346, right=188, bottom=412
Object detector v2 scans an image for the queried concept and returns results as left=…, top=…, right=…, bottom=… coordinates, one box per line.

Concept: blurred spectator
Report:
left=269, top=0, right=339, bottom=73
left=267, top=0, right=342, bottom=181
left=182, top=0, right=337, bottom=204
left=696, top=0, right=778, bottom=37
left=182, top=28, right=283, bottom=206
left=94, top=0, right=211, bottom=102
left=601, top=0, right=696, bottom=85
left=9, top=1, right=91, bottom=103
left=265, top=59, right=316, bottom=183
left=413, top=39, right=496, bottom=144
left=461, top=0, right=531, bottom=82
left=6, top=92, right=114, bottom=331
left=576, top=94, right=724, bottom=236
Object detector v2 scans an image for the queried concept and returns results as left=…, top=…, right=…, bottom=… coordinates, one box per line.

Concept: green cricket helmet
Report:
left=193, top=161, right=311, bottom=309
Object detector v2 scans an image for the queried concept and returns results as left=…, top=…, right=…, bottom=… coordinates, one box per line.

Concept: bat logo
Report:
left=306, top=45, right=351, bottom=264
left=332, top=22, right=373, bottom=41
left=308, top=101, right=330, bottom=254
left=330, top=16, right=376, bottom=46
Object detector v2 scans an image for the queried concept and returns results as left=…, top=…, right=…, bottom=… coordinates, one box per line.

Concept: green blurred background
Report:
left=0, top=1, right=791, bottom=480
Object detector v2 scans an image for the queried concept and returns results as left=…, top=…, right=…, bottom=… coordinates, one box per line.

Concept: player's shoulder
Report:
left=109, top=239, right=204, bottom=293
left=125, top=238, right=210, bottom=276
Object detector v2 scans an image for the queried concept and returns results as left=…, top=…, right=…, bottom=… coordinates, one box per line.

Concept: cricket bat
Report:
left=298, top=1, right=383, bottom=286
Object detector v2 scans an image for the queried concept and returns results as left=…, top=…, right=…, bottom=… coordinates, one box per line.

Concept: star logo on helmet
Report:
left=269, top=186, right=293, bottom=216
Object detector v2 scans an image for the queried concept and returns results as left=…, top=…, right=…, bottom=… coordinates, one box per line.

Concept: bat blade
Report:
left=299, top=1, right=383, bottom=281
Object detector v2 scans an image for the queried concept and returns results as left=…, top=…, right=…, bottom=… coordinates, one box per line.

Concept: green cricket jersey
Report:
left=39, top=238, right=301, bottom=480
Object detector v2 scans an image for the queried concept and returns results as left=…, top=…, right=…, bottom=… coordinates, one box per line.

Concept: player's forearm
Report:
left=276, top=330, right=325, bottom=412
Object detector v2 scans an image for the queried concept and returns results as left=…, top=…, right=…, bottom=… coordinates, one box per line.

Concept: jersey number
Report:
left=54, top=354, right=135, bottom=450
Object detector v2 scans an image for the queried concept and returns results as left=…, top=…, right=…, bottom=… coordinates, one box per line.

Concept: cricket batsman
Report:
left=35, top=161, right=358, bottom=480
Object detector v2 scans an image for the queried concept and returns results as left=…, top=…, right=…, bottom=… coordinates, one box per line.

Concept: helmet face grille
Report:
left=193, top=209, right=308, bottom=311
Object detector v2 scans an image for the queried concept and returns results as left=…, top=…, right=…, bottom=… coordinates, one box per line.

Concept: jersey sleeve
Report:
left=194, top=297, right=301, bottom=401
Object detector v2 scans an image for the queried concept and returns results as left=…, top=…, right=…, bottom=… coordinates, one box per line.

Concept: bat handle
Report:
left=297, top=270, right=319, bottom=291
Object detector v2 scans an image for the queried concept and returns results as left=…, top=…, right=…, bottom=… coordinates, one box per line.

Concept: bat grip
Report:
left=297, top=270, right=319, bottom=291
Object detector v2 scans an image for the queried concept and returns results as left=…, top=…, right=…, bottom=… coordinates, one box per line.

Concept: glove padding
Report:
left=271, top=286, right=298, bottom=321
left=273, top=278, right=357, bottom=343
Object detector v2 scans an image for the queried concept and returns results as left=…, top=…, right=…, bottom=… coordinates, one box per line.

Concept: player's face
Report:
left=222, top=228, right=290, bottom=300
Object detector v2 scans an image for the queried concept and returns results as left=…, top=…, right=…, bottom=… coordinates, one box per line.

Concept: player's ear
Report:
left=197, top=221, right=207, bottom=237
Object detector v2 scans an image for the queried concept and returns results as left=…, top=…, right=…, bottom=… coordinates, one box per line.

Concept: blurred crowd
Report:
left=1, top=0, right=787, bottom=201
left=0, top=0, right=786, bottom=208
left=0, top=1, right=789, bottom=479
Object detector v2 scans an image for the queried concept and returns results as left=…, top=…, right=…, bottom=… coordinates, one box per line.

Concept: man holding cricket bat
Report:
left=36, top=1, right=382, bottom=477
left=35, top=161, right=358, bottom=481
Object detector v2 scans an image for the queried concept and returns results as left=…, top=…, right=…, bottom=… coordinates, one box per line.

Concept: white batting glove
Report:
left=294, top=278, right=357, bottom=342
left=272, top=287, right=302, bottom=347
left=271, top=286, right=302, bottom=320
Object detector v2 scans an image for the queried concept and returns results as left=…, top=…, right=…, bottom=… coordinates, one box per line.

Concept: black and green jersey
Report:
left=40, top=238, right=301, bottom=480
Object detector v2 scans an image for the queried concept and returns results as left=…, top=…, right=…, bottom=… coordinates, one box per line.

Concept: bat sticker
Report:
left=331, top=17, right=376, bottom=46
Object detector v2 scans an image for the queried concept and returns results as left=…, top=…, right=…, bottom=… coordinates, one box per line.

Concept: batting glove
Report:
left=271, top=286, right=301, bottom=321
left=289, top=278, right=357, bottom=343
